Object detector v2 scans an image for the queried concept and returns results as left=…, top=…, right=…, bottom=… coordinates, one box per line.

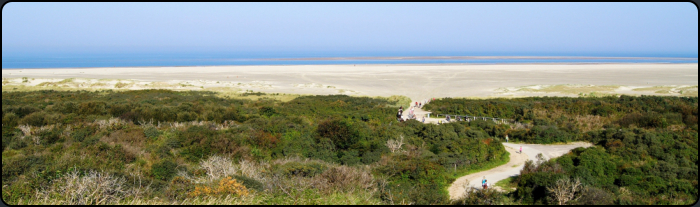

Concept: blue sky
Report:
left=2, top=2, right=698, bottom=57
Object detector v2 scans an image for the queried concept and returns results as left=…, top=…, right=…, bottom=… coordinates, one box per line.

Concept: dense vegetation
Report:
left=2, top=90, right=506, bottom=205
left=427, top=96, right=698, bottom=205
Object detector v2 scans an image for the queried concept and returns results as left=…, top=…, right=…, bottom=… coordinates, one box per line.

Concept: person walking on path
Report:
left=483, top=180, right=488, bottom=190
left=505, top=135, right=509, bottom=143
left=520, top=146, right=522, bottom=154
left=422, top=116, right=425, bottom=123
left=482, top=176, right=486, bottom=186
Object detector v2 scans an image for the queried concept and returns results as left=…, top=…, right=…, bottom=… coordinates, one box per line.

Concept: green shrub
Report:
left=339, top=150, right=361, bottom=165
left=19, top=112, right=47, bottom=127
left=151, top=160, right=177, bottom=181
left=37, top=127, right=62, bottom=145
left=177, top=112, right=197, bottom=122
left=164, top=176, right=195, bottom=200
left=108, top=103, right=131, bottom=117
left=78, top=101, right=107, bottom=115
left=52, top=102, right=78, bottom=114
left=144, top=126, right=159, bottom=139
left=72, top=126, right=96, bottom=142
left=273, top=161, right=328, bottom=178
left=233, top=175, right=264, bottom=192
left=316, top=118, right=360, bottom=150
left=7, top=106, right=40, bottom=118
left=3, top=112, right=19, bottom=127
left=451, top=188, right=508, bottom=205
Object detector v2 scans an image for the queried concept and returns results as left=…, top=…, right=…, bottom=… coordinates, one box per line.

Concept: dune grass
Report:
left=494, top=176, right=518, bottom=192
left=448, top=151, right=510, bottom=180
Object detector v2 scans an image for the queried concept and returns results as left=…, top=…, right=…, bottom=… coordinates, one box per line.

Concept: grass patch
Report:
left=57, top=78, right=75, bottom=84
left=115, top=82, right=131, bottom=88
left=632, top=85, right=698, bottom=97
left=448, top=150, right=510, bottom=180
left=375, top=95, right=412, bottom=109
left=494, top=176, right=518, bottom=192
left=517, top=84, right=620, bottom=95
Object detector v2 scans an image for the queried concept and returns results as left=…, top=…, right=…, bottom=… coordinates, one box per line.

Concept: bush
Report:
left=233, top=175, right=264, bottom=192
left=151, top=160, right=177, bottom=181
left=273, top=161, right=327, bottom=178
left=572, top=186, right=614, bottom=205
left=177, top=112, right=197, bottom=122
left=78, top=101, right=107, bottom=115
left=164, top=176, right=195, bottom=200
left=144, top=126, right=159, bottom=139
left=72, top=126, right=96, bottom=143
left=37, top=127, right=62, bottom=145
left=188, top=176, right=249, bottom=198
left=19, top=112, right=47, bottom=127
left=320, top=165, right=374, bottom=191
left=35, top=170, right=139, bottom=205
left=316, top=118, right=360, bottom=150
left=108, top=103, right=131, bottom=117
left=3, top=112, right=19, bottom=127
left=52, top=102, right=78, bottom=114
left=452, top=187, right=508, bottom=205
left=7, top=106, right=40, bottom=117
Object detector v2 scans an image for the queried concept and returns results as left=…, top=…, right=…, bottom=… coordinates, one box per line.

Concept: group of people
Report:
left=397, top=106, right=404, bottom=121
left=395, top=98, right=436, bottom=123
left=482, top=177, right=489, bottom=189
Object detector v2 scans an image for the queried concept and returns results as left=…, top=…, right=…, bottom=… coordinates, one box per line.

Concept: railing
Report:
left=435, top=114, right=515, bottom=124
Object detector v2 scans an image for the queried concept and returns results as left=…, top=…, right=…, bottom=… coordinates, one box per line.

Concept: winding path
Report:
left=404, top=100, right=593, bottom=200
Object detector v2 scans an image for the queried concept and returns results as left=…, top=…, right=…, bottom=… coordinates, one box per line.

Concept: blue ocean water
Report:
left=2, top=51, right=697, bottom=69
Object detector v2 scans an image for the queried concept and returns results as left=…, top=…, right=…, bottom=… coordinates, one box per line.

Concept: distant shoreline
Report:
left=259, top=56, right=699, bottom=61
left=2, top=61, right=697, bottom=70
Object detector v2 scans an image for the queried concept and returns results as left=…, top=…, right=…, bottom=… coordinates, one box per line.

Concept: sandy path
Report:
left=447, top=141, right=593, bottom=200
left=404, top=101, right=594, bottom=200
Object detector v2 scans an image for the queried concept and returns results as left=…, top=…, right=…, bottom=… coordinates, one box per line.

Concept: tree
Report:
left=546, top=177, right=583, bottom=205
left=386, top=135, right=405, bottom=153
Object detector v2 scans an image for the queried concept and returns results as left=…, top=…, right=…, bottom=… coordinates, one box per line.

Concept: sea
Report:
left=2, top=51, right=697, bottom=69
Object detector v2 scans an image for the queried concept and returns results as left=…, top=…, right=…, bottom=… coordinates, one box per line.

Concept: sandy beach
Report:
left=2, top=63, right=697, bottom=99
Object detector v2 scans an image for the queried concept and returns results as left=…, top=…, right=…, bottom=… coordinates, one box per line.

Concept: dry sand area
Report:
left=2, top=63, right=697, bottom=99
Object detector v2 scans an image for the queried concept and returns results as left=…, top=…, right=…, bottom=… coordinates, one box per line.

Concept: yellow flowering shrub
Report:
left=189, top=177, right=249, bottom=197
